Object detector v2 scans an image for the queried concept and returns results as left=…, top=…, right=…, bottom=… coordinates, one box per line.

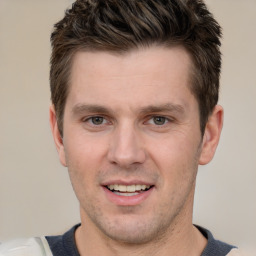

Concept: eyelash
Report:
left=82, top=115, right=174, bottom=127
left=146, top=116, right=170, bottom=126
left=83, top=116, right=109, bottom=126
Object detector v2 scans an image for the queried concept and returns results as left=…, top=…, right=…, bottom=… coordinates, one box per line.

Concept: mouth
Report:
left=105, top=184, right=153, bottom=197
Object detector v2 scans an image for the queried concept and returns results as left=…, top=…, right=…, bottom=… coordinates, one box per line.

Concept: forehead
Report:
left=71, top=45, right=193, bottom=81
left=67, top=46, right=196, bottom=113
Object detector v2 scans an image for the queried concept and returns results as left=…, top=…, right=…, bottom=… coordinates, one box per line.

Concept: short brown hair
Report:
left=50, top=0, right=222, bottom=136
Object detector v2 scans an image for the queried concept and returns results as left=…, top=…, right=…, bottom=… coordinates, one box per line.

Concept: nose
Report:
left=107, top=123, right=146, bottom=168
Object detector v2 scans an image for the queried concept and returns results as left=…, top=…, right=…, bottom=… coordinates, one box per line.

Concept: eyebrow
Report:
left=72, top=104, right=111, bottom=115
left=72, top=103, right=185, bottom=116
left=139, top=103, right=185, bottom=115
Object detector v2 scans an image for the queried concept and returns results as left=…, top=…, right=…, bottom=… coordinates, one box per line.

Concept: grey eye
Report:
left=153, top=116, right=166, bottom=125
left=91, top=116, right=104, bottom=125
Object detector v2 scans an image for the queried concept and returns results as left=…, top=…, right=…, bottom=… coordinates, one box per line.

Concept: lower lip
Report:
left=102, top=186, right=154, bottom=206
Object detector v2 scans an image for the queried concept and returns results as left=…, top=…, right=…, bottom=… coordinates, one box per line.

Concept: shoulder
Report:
left=0, top=237, right=53, bottom=256
left=45, top=224, right=80, bottom=256
left=196, top=225, right=236, bottom=256
left=226, top=248, right=255, bottom=256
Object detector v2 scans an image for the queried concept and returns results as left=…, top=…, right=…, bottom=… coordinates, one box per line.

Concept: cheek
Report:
left=65, top=140, right=103, bottom=204
left=149, top=134, right=200, bottom=184
left=63, top=135, right=110, bottom=198
left=151, top=139, right=199, bottom=212
left=64, top=132, right=108, bottom=169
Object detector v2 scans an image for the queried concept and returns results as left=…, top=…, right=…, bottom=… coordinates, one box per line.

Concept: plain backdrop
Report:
left=0, top=0, right=256, bottom=253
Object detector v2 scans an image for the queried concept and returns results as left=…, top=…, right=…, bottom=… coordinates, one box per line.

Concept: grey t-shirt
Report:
left=45, top=224, right=236, bottom=256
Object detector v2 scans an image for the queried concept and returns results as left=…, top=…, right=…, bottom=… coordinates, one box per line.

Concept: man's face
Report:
left=53, top=46, right=206, bottom=243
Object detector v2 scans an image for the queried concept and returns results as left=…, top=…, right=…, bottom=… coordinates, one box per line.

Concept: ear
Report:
left=49, top=105, right=67, bottom=167
left=199, top=105, right=224, bottom=165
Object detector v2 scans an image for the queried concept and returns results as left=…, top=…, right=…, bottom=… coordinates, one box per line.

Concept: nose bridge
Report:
left=108, top=121, right=145, bottom=167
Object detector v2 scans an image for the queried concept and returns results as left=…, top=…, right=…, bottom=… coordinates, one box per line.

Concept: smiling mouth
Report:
left=105, top=184, right=153, bottom=196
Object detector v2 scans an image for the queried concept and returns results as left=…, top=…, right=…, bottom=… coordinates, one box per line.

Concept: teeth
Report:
left=114, top=192, right=139, bottom=197
left=107, top=184, right=151, bottom=193
left=109, top=185, right=114, bottom=190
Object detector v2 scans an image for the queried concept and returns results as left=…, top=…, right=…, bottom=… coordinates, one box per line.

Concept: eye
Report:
left=150, top=116, right=168, bottom=125
left=152, top=116, right=168, bottom=125
left=87, top=116, right=106, bottom=125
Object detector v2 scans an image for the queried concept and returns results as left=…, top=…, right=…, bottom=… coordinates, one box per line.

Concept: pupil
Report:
left=92, top=117, right=103, bottom=125
left=154, top=116, right=165, bottom=125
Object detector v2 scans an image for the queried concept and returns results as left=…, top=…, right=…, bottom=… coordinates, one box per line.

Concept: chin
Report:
left=95, top=214, right=171, bottom=245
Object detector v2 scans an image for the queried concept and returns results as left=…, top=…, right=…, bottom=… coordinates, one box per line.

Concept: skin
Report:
left=50, top=45, right=223, bottom=256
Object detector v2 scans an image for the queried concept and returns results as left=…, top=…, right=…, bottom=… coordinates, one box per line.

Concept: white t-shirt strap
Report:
left=0, top=236, right=53, bottom=256
left=226, top=248, right=252, bottom=256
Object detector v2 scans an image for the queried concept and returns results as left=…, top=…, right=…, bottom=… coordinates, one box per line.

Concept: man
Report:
left=0, top=0, right=242, bottom=255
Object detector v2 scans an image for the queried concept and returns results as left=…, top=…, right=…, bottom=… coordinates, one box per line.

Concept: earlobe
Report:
left=199, top=105, right=224, bottom=165
left=49, top=105, right=67, bottom=167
